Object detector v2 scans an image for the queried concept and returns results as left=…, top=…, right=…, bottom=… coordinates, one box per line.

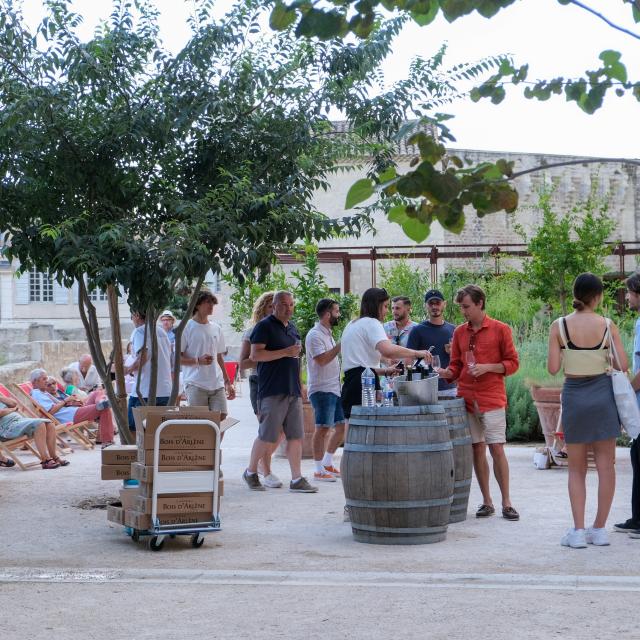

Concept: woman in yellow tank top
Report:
left=548, top=273, right=628, bottom=549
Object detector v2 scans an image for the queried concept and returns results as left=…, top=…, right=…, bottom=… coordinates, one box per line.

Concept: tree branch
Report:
left=564, top=1, right=640, bottom=41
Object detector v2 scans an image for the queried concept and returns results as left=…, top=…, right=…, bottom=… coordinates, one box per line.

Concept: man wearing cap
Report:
left=407, top=289, right=457, bottom=397
left=159, top=310, right=177, bottom=345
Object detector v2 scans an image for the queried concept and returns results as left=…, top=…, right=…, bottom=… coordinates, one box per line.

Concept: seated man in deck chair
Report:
left=0, top=392, right=68, bottom=469
left=30, top=369, right=115, bottom=447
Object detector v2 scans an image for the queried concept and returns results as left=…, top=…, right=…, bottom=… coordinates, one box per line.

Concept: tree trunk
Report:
left=169, top=275, right=205, bottom=405
left=107, top=285, right=128, bottom=423
left=77, top=278, right=133, bottom=444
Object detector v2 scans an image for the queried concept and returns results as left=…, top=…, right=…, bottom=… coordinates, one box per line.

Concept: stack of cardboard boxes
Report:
left=104, top=407, right=236, bottom=531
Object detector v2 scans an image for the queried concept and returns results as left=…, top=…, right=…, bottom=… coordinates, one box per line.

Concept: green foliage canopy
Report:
left=517, top=185, right=616, bottom=314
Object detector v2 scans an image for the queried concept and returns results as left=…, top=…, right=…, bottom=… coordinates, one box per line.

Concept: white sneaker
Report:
left=586, top=527, right=610, bottom=546
left=262, top=473, right=283, bottom=488
left=561, top=528, right=587, bottom=548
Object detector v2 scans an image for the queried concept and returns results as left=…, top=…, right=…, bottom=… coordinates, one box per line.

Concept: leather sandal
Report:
left=54, top=457, right=70, bottom=466
left=40, top=458, right=60, bottom=469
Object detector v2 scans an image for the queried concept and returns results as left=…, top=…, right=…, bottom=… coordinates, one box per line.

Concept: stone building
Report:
left=1, top=145, right=638, bottom=374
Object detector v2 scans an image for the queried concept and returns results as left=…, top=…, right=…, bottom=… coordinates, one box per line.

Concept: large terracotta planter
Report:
left=530, top=385, right=562, bottom=447
left=275, top=401, right=315, bottom=459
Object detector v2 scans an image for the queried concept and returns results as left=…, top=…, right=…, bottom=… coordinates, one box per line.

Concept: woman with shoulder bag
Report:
left=547, top=273, right=628, bottom=549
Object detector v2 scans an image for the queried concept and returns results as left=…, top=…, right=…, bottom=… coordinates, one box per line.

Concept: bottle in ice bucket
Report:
left=382, top=378, right=394, bottom=407
left=361, top=367, right=376, bottom=407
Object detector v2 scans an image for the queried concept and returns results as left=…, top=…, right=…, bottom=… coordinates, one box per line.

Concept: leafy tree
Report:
left=378, top=258, right=432, bottom=317
left=226, top=245, right=358, bottom=344
left=272, top=0, right=640, bottom=114
left=4, top=0, right=468, bottom=437
left=517, top=185, right=616, bottom=314
left=275, top=0, right=640, bottom=241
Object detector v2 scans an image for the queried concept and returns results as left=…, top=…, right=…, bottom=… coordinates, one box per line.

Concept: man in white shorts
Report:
left=181, top=290, right=235, bottom=419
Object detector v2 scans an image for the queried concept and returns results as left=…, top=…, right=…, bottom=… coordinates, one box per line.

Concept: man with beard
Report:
left=407, top=289, right=457, bottom=397
left=383, top=296, right=417, bottom=348
left=305, top=298, right=344, bottom=481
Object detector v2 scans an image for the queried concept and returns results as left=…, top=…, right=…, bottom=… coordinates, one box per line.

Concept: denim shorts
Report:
left=309, top=391, right=345, bottom=428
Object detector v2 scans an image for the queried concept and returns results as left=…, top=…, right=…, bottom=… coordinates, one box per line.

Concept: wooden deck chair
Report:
left=14, top=383, right=95, bottom=450
left=0, top=383, right=72, bottom=455
left=0, top=384, right=43, bottom=470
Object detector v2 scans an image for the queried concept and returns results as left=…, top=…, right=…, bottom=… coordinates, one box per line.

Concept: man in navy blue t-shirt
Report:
left=407, top=289, right=457, bottom=396
left=243, top=291, right=318, bottom=494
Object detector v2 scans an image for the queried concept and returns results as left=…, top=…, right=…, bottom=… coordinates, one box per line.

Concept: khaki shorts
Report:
left=467, top=404, right=507, bottom=444
left=185, top=384, right=228, bottom=414
left=257, top=395, right=303, bottom=443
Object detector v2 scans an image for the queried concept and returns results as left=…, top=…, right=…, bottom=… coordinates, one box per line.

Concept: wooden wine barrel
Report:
left=438, top=397, right=473, bottom=523
left=342, top=405, right=454, bottom=545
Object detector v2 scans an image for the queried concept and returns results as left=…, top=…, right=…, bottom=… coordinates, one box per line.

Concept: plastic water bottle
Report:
left=382, top=378, right=394, bottom=407
left=361, top=367, right=376, bottom=407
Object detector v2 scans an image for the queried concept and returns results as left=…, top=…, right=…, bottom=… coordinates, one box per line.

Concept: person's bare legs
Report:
left=327, top=423, right=345, bottom=454
left=257, top=434, right=283, bottom=476
left=312, top=427, right=329, bottom=462
left=488, top=443, right=512, bottom=508
left=592, top=438, right=616, bottom=529
left=472, top=442, right=492, bottom=506
left=31, top=424, right=49, bottom=461
left=566, top=442, right=588, bottom=530
left=286, top=438, right=302, bottom=479
left=248, top=438, right=276, bottom=474
left=44, top=423, right=59, bottom=459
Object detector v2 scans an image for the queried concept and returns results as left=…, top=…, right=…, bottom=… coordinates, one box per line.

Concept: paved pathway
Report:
left=2, top=384, right=639, bottom=639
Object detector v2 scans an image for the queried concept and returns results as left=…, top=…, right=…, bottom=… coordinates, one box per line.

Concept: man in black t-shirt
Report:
left=243, top=291, right=318, bottom=494
left=407, top=289, right=457, bottom=396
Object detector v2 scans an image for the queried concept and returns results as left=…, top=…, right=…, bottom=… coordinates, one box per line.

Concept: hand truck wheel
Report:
left=191, top=533, right=204, bottom=548
left=148, top=536, right=165, bottom=551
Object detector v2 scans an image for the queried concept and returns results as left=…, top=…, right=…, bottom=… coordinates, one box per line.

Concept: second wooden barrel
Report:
left=342, top=405, right=454, bottom=545
left=438, top=397, right=473, bottom=523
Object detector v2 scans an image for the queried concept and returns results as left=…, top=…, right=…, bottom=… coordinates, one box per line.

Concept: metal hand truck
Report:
left=128, top=419, right=222, bottom=551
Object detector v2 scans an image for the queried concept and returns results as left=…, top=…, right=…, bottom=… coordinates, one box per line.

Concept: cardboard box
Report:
left=107, top=504, right=125, bottom=525
left=136, top=448, right=215, bottom=466
left=119, top=487, right=140, bottom=511
left=124, top=510, right=214, bottom=531
left=101, top=464, right=131, bottom=480
left=135, top=492, right=213, bottom=515
left=136, top=479, right=224, bottom=498
left=131, top=461, right=214, bottom=483
left=101, top=445, right=138, bottom=465
left=136, top=423, right=217, bottom=450
left=133, top=406, right=240, bottom=444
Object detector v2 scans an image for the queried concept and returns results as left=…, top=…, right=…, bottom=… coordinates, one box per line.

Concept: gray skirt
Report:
left=561, top=373, right=620, bottom=444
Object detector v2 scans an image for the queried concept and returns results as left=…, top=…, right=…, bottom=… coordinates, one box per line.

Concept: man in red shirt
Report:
left=438, top=285, right=520, bottom=521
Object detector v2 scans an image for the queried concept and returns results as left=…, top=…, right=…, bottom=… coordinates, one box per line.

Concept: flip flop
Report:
left=0, top=458, right=16, bottom=468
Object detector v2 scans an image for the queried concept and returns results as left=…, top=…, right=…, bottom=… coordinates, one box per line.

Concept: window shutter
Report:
left=14, top=270, right=29, bottom=305
left=54, top=282, right=69, bottom=305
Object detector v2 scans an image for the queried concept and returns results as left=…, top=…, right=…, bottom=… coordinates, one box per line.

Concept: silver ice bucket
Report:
left=394, top=373, right=439, bottom=406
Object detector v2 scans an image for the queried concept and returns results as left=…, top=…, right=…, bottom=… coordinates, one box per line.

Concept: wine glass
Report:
left=466, top=351, right=476, bottom=369
left=431, top=355, right=441, bottom=370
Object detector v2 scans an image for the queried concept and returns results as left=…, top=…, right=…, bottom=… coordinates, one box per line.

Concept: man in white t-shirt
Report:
left=67, top=354, right=101, bottom=391
left=181, top=291, right=235, bottom=420
left=125, top=310, right=173, bottom=430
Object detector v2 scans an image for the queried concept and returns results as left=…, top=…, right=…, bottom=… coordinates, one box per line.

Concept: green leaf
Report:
left=402, top=217, right=430, bottom=243
left=378, top=166, right=397, bottom=183
left=269, top=2, right=297, bottom=30
left=410, top=1, right=439, bottom=26
left=388, top=204, right=408, bottom=224
left=345, top=178, right=374, bottom=209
